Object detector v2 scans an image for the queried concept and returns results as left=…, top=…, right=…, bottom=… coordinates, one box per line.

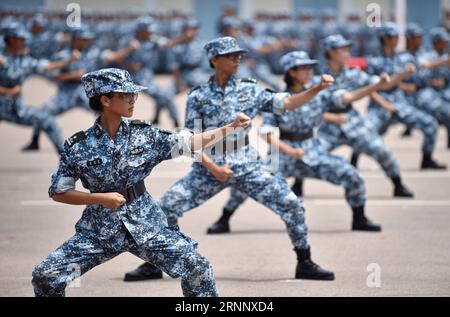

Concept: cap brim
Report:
left=218, top=48, right=248, bottom=56
left=111, top=84, right=148, bottom=94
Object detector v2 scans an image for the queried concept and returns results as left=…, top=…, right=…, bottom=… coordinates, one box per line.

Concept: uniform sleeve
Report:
left=366, top=57, right=381, bottom=75
left=166, top=46, right=180, bottom=72
left=185, top=92, right=204, bottom=131
left=255, top=85, right=289, bottom=115
left=259, top=113, right=279, bottom=135
left=356, top=68, right=379, bottom=86
left=329, top=89, right=348, bottom=109
left=152, top=128, right=198, bottom=162
left=29, top=57, right=49, bottom=76
left=48, top=146, right=79, bottom=197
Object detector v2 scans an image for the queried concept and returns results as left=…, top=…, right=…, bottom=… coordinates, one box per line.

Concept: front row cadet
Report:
left=31, top=68, right=252, bottom=297
left=124, top=36, right=336, bottom=283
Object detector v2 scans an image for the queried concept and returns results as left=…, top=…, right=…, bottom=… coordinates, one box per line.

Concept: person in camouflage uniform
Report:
left=0, top=25, right=78, bottom=154
left=32, top=67, right=252, bottom=297
left=124, top=36, right=336, bottom=283
left=207, top=50, right=384, bottom=235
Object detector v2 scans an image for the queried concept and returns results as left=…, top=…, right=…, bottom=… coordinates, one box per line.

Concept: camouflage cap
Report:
left=81, top=68, right=147, bottom=98
left=323, top=34, right=353, bottom=52
left=430, top=27, right=449, bottom=42
left=3, top=23, right=30, bottom=40
left=221, top=16, right=242, bottom=30
left=32, top=14, right=48, bottom=27
left=405, top=23, right=424, bottom=38
left=204, top=36, right=248, bottom=59
left=71, top=26, right=94, bottom=39
left=280, top=51, right=317, bottom=73
left=135, top=17, right=158, bottom=33
left=379, top=22, right=400, bottom=37
left=183, top=18, right=200, bottom=30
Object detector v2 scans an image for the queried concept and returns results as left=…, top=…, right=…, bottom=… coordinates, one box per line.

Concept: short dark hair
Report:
left=88, top=92, right=113, bottom=112
left=284, top=70, right=295, bottom=89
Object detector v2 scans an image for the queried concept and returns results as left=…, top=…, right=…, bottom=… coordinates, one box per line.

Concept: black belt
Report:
left=280, top=130, right=313, bottom=141
left=328, top=105, right=353, bottom=114
left=118, top=180, right=147, bottom=202
left=210, top=135, right=249, bottom=155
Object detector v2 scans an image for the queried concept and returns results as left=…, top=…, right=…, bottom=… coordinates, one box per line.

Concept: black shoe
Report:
left=401, top=127, right=412, bottom=137
left=394, top=185, right=414, bottom=198
left=206, top=220, right=230, bottom=234
left=22, top=141, right=39, bottom=152
left=421, top=157, right=447, bottom=170
left=350, top=153, right=359, bottom=168
left=295, top=248, right=335, bottom=281
left=123, top=263, right=163, bottom=282
left=291, top=179, right=303, bottom=197
left=151, top=116, right=159, bottom=125
left=352, top=216, right=382, bottom=232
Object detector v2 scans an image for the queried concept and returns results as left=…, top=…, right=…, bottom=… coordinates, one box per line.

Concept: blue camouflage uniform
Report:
left=24, top=27, right=107, bottom=149
left=223, top=51, right=366, bottom=214
left=27, top=15, right=60, bottom=60
left=366, top=23, right=439, bottom=156
left=35, top=28, right=101, bottom=117
left=237, top=19, right=282, bottom=91
left=317, top=35, right=401, bottom=179
left=411, top=27, right=450, bottom=139
left=0, top=26, right=64, bottom=153
left=159, top=37, right=310, bottom=251
left=114, top=18, right=179, bottom=125
left=167, top=19, right=211, bottom=92
left=31, top=68, right=218, bottom=297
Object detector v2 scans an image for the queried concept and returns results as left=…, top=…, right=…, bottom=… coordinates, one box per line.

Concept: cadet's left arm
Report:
left=45, top=49, right=81, bottom=72
left=189, top=113, right=251, bottom=151
left=0, top=85, right=21, bottom=96
left=283, top=74, right=334, bottom=111
left=370, top=92, right=396, bottom=113
left=103, top=40, right=140, bottom=63
left=340, top=73, right=390, bottom=105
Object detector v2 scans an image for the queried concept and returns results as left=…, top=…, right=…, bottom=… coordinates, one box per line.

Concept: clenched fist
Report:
left=231, top=113, right=251, bottom=129
left=319, top=74, right=335, bottom=89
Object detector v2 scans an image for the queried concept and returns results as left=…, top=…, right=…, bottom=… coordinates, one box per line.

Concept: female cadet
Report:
left=31, top=67, right=251, bottom=297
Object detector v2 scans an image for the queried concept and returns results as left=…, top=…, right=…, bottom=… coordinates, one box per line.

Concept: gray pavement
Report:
left=1, top=75, right=450, bottom=296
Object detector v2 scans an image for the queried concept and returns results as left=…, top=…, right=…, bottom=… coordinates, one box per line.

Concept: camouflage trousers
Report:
left=160, top=165, right=309, bottom=250
left=32, top=85, right=92, bottom=138
left=414, top=88, right=450, bottom=132
left=223, top=149, right=366, bottom=213
left=367, top=95, right=438, bottom=154
left=32, top=226, right=218, bottom=297
left=0, top=99, right=64, bottom=153
left=317, top=118, right=400, bottom=179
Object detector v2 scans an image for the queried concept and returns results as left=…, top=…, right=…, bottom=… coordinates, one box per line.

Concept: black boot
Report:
left=350, top=152, right=359, bottom=168
left=295, top=248, right=335, bottom=280
left=123, top=262, right=163, bottom=282
left=421, top=152, right=447, bottom=170
left=391, top=176, right=414, bottom=198
left=401, top=127, right=412, bottom=137
left=207, top=208, right=233, bottom=234
left=22, top=133, right=40, bottom=152
left=291, top=179, right=303, bottom=197
left=351, top=206, right=382, bottom=232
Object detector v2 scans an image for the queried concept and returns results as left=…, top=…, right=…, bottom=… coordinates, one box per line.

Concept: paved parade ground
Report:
left=1, top=75, right=450, bottom=297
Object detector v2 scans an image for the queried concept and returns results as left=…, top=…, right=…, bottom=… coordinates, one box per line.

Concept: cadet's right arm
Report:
left=52, top=190, right=126, bottom=211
